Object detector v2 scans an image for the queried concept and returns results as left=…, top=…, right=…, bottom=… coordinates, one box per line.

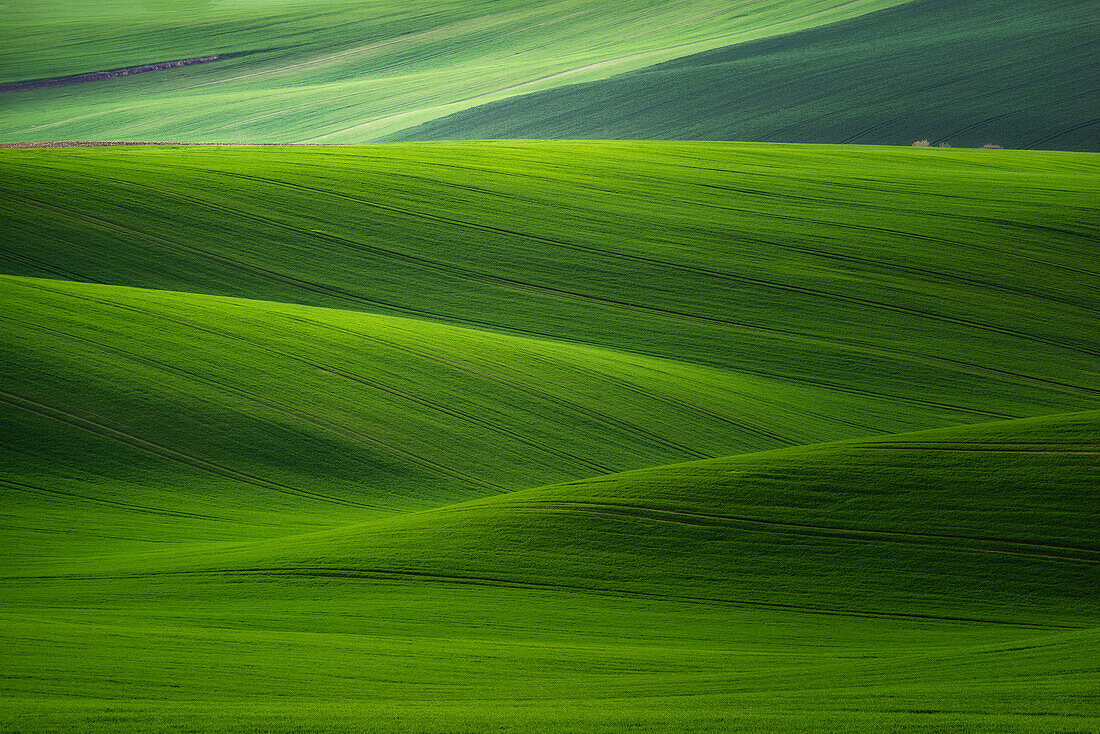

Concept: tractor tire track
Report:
left=512, top=500, right=1100, bottom=562
left=7, top=565, right=1075, bottom=630
left=208, top=168, right=1100, bottom=360
left=280, top=313, right=712, bottom=463
left=0, top=478, right=233, bottom=523
left=0, top=390, right=374, bottom=509
left=4, top=280, right=507, bottom=493
left=0, top=314, right=497, bottom=498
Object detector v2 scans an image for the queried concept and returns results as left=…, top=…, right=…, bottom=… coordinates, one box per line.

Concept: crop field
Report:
left=1, top=0, right=1099, bottom=729
left=395, top=0, right=1100, bottom=150
left=0, top=141, right=1098, bottom=732
left=0, top=0, right=909, bottom=143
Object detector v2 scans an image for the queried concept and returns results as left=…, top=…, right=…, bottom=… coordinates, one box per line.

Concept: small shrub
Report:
left=912, top=139, right=931, bottom=147
left=937, top=141, right=951, bottom=148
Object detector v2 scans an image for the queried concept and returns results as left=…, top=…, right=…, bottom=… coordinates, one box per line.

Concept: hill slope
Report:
left=1, top=412, right=1096, bottom=732
left=2, top=143, right=1097, bottom=423
left=1, top=141, right=1097, bottom=731
left=0, top=0, right=908, bottom=143
left=394, top=0, right=1100, bottom=150
left=3, top=273, right=936, bottom=558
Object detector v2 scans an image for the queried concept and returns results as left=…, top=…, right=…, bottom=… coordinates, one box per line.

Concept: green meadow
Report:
left=0, top=141, right=1097, bottom=731
left=395, top=0, right=1100, bottom=150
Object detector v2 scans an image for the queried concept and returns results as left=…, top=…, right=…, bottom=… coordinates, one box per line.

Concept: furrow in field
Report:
left=5, top=282, right=510, bottom=493
left=0, top=390, right=375, bottom=509
left=2, top=565, right=1076, bottom=631
left=0, top=55, right=237, bottom=93
left=511, top=501, right=1100, bottom=561
left=206, top=167, right=1100, bottom=361
left=279, top=314, right=714, bottom=462
left=0, top=313, right=503, bottom=497
left=1025, top=117, right=1100, bottom=149
left=0, top=478, right=234, bottom=523
left=7, top=281, right=631, bottom=476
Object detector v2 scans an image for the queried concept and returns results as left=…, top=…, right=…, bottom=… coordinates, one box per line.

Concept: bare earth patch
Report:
left=0, top=55, right=236, bottom=93
left=0, top=142, right=318, bottom=148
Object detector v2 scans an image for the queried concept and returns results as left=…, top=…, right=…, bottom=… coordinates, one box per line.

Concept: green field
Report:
left=394, top=0, right=1100, bottom=150
left=0, top=0, right=908, bottom=143
left=2, top=409, right=1097, bottom=732
left=1, top=142, right=1098, bottom=731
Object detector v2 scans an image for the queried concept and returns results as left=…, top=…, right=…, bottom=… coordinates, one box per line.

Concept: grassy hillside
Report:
left=4, top=268, right=1094, bottom=557
left=394, top=0, right=1100, bottom=151
left=2, top=273, right=927, bottom=557
left=0, top=0, right=908, bottom=143
left=1, top=141, right=1097, bottom=731
left=1, top=412, right=1096, bottom=732
left=2, top=143, right=1097, bottom=420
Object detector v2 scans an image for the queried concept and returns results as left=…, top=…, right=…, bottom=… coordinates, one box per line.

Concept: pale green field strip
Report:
left=0, top=0, right=909, bottom=142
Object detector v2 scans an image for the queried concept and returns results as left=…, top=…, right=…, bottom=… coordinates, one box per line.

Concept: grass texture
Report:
left=394, top=0, right=1100, bottom=151
left=0, top=0, right=907, bottom=143
left=0, top=142, right=1097, bottom=731
left=1, top=407, right=1097, bottom=732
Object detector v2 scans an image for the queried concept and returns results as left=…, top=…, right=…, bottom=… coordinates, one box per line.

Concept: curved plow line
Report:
left=0, top=314, right=494, bottom=500
left=213, top=167, right=1100, bottom=364
left=5, top=280, right=506, bottom=494
left=0, top=478, right=236, bottom=523
left=34, top=163, right=1087, bottom=409
left=517, top=501, right=1100, bottom=562
left=282, top=313, right=713, bottom=463
left=13, top=566, right=1077, bottom=630
left=0, top=390, right=374, bottom=509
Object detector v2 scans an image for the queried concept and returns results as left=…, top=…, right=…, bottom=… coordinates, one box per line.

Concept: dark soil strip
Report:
left=0, top=54, right=239, bottom=93
left=0, top=142, right=316, bottom=148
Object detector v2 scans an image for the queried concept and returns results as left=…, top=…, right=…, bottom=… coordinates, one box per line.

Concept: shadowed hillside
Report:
left=394, top=0, right=1100, bottom=150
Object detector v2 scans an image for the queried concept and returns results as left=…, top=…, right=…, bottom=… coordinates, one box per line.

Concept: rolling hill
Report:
left=2, top=143, right=1097, bottom=422
left=1, top=405, right=1096, bottom=731
left=0, top=0, right=909, bottom=143
left=394, top=0, right=1100, bottom=150
left=1, top=141, right=1098, bottom=731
